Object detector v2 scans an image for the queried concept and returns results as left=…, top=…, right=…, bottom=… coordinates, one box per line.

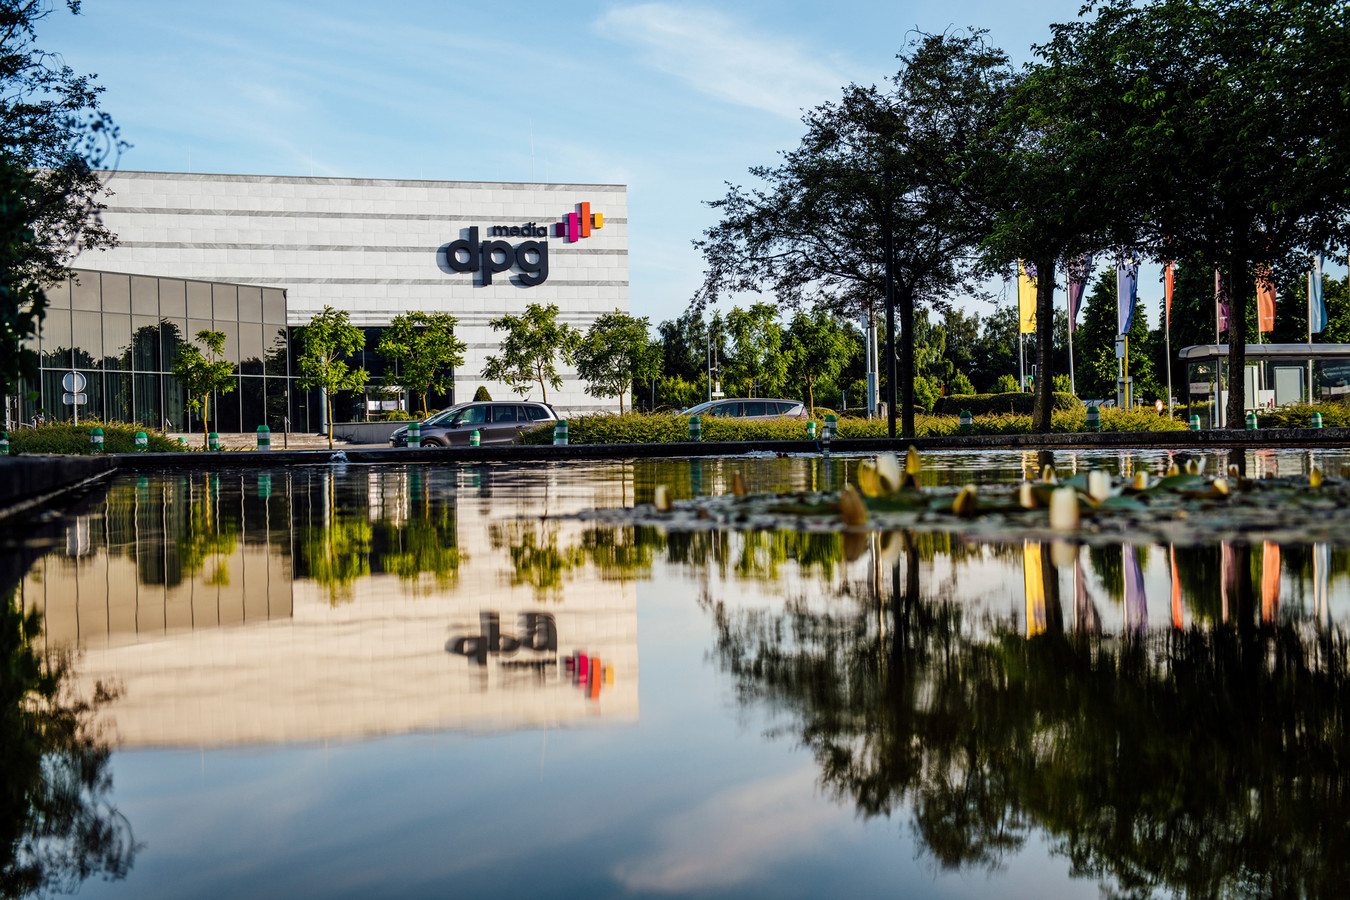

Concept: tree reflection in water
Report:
left=0, top=587, right=137, bottom=897
left=709, top=534, right=1350, bottom=898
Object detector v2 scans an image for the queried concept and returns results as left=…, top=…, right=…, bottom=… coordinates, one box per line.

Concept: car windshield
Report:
left=422, top=406, right=464, bottom=426
left=683, top=401, right=715, bottom=416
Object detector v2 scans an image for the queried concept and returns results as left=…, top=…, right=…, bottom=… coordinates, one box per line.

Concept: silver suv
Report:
left=390, top=401, right=558, bottom=447
left=680, top=398, right=808, bottom=420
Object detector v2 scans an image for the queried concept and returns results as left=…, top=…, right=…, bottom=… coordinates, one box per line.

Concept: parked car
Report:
left=389, top=401, right=558, bottom=447
left=680, top=398, right=809, bottom=420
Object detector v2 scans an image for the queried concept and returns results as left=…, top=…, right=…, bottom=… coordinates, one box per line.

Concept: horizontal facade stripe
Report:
left=110, top=171, right=627, bottom=191
left=115, top=240, right=627, bottom=255
left=106, top=206, right=627, bottom=224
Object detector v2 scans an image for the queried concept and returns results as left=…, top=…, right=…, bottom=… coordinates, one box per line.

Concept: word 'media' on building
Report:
left=17, top=172, right=628, bottom=432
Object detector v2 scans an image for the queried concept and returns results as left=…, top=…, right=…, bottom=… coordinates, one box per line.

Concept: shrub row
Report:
left=932, top=391, right=1081, bottom=416
left=5, top=421, right=186, bottom=455
left=520, top=408, right=1188, bottom=445
left=1255, top=402, right=1350, bottom=429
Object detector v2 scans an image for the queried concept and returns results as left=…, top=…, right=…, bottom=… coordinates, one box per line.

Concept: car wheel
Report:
left=420, top=439, right=441, bottom=448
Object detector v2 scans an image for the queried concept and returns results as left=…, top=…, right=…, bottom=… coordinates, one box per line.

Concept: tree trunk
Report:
left=1224, top=249, right=1250, bottom=429
left=899, top=282, right=916, bottom=440
left=201, top=396, right=209, bottom=449
left=326, top=391, right=334, bottom=449
left=1032, top=258, right=1056, bottom=432
left=807, top=379, right=814, bottom=414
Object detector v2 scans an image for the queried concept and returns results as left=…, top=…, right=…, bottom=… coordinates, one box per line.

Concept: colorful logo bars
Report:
left=555, top=202, right=604, bottom=243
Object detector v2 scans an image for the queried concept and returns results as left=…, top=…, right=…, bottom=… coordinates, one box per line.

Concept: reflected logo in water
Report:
left=446, top=611, right=616, bottom=698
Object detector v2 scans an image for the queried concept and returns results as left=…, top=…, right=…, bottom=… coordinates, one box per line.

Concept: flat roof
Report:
left=1178, top=343, right=1350, bottom=361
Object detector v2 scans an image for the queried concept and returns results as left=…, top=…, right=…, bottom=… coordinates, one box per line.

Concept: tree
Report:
left=375, top=312, right=467, bottom=418
left=0, top=0, right=125, bottom=399
left=1036, top=0, right=1350, bottom=427
left=785, top=308, right=853, bottom=411
left=724, top=303, right=786, bottom=398
left=694, top=31, right=1014, bottom=438
left=481, top=303, right=579, bottom=404
left=170, top=329, right=235, bottom=448
left=573, top=310, right=659, bottom=414
left=296, top=306, right=369, bottom=449
left=1077, top=269, right=1160, bottom=402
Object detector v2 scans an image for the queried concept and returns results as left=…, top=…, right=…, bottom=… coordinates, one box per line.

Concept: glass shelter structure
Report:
left=17, top=269, right=291, bottom=433
left=1179, top=343, right=1350, bottom=428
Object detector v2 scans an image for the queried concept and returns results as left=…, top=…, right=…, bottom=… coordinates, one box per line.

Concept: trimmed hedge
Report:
left=521, top=407, right=1187, bottom=444
left=933, top=391, right=1081, bottom=416
left=6, top=421, right=186, bottom=455
left=1255, top=402, right=1350, bottom=429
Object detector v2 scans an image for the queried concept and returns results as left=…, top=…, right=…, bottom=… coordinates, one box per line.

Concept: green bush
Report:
left=472, top=386, right=492, bottom=402
left=8, top=421, right=186, bottom=455
left=1256, top=402, right=1350, bottom=429
left=933, top=391, right=1080, bottom=416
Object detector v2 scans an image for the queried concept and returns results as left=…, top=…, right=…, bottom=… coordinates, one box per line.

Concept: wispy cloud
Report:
left=611, top=767, right=850, bottom=892
left=595, top=4, right=849, bottom=120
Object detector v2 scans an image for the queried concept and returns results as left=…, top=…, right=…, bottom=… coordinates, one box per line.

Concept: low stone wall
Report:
left=331, top=421, right=410, bottom=445
left=0, top=455, right=118, bottom=520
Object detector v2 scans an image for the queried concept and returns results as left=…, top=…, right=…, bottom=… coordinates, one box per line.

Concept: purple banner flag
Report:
left=1123, top=544, right=1147, bottom=635
left=1215, top=270, right=1230, bottom=333
left=1116, top=259, right=1138, bottom=335
left=1067, top=255, right=1092, bottom=335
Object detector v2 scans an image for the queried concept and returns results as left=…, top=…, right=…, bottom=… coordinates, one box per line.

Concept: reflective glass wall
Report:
left=19, top=270, right=290, bottom=432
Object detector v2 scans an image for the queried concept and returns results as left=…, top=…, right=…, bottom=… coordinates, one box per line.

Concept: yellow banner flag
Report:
left=1024, top=541, right=1046, bottom=636
left=1018, top=260, right=1038, bottom=334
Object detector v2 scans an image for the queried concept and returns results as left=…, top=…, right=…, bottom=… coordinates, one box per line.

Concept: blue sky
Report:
left=46, top=0, right=1097, bottom=326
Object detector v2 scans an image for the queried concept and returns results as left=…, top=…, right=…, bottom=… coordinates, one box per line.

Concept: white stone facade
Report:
left=92, top=171, right=629, bottom=412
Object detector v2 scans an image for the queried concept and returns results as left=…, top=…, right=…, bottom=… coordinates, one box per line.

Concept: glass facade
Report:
left=20, top=270, right=291, bottom=433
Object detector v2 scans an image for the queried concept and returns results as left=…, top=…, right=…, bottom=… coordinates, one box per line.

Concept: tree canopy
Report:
left=170, top=329, right=235, bottom=448
left=573, top=310, right=659, bottom=414
left=481, top=303, right=580, bottom=403
left=296, top=307, right=369, bottom=448
left=375, top=311, right=466, bottom=418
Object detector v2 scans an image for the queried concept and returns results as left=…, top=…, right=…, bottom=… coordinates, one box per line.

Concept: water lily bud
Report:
left=839, top=484, right=869, bottom=526
left=1166, top=463, right=1181, bottom=477
left=1228, top=465, right=1240, bottom=477
left=1088, top=470, right=1111, bottom=502
left=1132, top=471, right=1149, bottom=491
left=1041, top=464, right=1058, bottom=484
left=875, top=453, right=902, bottom=494
left=952, top=484, right=979, bottom=518
left=1019, top=481, right=1038, bottom=509
left=1050, top=539, right=1076, bottom=568
left=654, top=485, right=672, bottom=511
left=857, top=459, right=881, bottom=497
left=1184, top=459, right=1199, bottom=475
left=732, top=472, right=748, bottom=496
left=1049, top=486, right=1080, bottom=530
left=905, top=445, right=922, bottom=476
left=1311, top=468, right=1324, bottom=488
left=1212, top=477, right=1230, bottom=496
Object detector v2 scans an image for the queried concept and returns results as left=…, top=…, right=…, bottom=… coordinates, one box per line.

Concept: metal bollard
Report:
left=0, top=431, right=8, bottom=455
left=689, top=416, right=701, bottom=442
left=825, top=414, right=838, bottom=440
left=208, top=431, right=220, bottom=451
left=807, top=421, right=817, bottom=440
left=89, top=427, right=104, bottom=453
left=1085, top=406, right=1100, bottom=432
left=959, top=410, right=973, bottom=434
left=134, top=431, right=147, bottom=451
left=1246, top=411, right=1258, bottom=430
left=1189, top=414, right=1200, bottom=431
left=554, top=420, right=569, bottom=446
left=469, top=429, right=480, bottom=447
left=257, top=424, right=271, bottom=450
left=407, top=421, right=421, bottom=446
left=1312, top=412, right=1323, bottom=428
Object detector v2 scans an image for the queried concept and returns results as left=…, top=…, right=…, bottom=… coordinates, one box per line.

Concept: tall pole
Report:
left=883, top=179, right=897, bottom=439
left=1018, top=333, right=1025, bottom=392
left=1165, top=299, right=1173, bottom=418
left=1067, top=270, right=1076, bottom=397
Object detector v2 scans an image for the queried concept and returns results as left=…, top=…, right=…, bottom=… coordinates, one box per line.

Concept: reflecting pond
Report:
left=4, top=449, right=1350, bottom=899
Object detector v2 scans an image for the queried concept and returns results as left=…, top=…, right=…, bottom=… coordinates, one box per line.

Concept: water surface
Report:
left=4, top=449, right=1349, bottom=898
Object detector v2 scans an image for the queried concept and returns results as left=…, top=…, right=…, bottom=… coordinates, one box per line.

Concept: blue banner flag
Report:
left=1116, top=258, right=1138, bottom=335
left=1310, top=253, right=1327, bottom=334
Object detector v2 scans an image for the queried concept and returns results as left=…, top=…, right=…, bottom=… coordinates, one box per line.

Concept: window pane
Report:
left=186, top=281, right=211, bottom=318
left=744, top=401, right=767, bottom=416
left=212, top=284, right=238, bottom=325
left=160, top=319, right=188, bottom=370
left=241, top=377, right=264, bottom=430
left=134, top=373, right=161, bottom=428
left=264, top=328, right=288, bottom=378
left=186, top=319, right=213, bottom=348
left=102, top=273, right=131, bottom=313
left=102, top=313, right=132, bottom=370
left=525, top=405, right=549, bottom=420
left=216, top=377, right=242, bottom=432
left=39, top=305, right=71, bottom=369
left=492, top=405, right=518, bottom=422
left=263, top=288, right=286, bottom=325
left=239, top=323, right=264, bottom=369
left=160, top=279, right=186, bottom=317
left=455, top=406, right=487, bottom=425
left=105, top=371, right=132, bottom=421
left=76, top=369, right=102, bottom=421
left=72, top=310, right=102, bottom=367
left=71, top=272, right=101, bottom=310
left=45, top=278, right=70, bottom=310
left=131, top=276, right=158, bottom=316
left=238, top=287, right=262, bottom=323
left=131, top=317, right=160, bottom=372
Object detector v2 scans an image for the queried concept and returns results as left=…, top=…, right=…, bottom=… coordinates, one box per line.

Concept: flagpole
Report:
left=1067, top=269, right=1076, bottom=396
left=1166, top=304, right=1173, bottom=419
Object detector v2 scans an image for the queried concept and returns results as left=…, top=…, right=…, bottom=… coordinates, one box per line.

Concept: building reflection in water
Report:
left=18, top=467, right=638, bottom=749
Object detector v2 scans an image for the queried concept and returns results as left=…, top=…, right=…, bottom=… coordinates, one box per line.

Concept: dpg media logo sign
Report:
left=444, top=202, right=603, bottom=287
